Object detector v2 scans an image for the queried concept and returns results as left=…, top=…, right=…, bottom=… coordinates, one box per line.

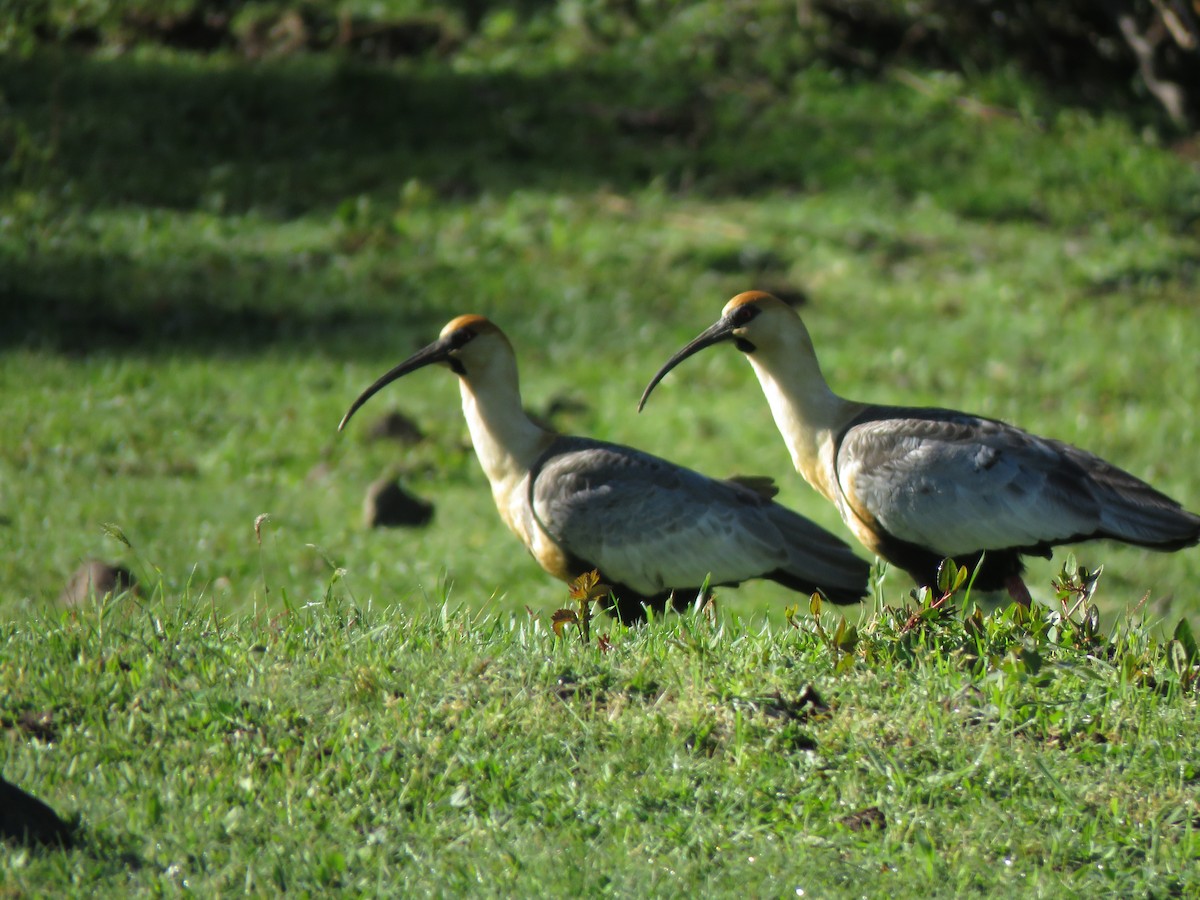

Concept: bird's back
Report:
left=527, top=436, right=869, bottom=601
left=835, top=405, right=1200, bottom=558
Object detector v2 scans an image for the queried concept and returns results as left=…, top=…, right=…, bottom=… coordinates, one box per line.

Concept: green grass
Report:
left=3, top=583, right=1200, bottom=894
left=2, top=4, right=1200, bottom=890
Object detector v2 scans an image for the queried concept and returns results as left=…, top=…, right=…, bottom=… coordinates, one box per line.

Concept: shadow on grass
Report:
left=14, top=45, right=1090, bottom=215
left=2, top=51, right=717, bottom=214
left=0, top=243, right=450, bottom=357
left=0, top=50, right=711, bottom=355
left=2, top=45, right=1196, bottom=355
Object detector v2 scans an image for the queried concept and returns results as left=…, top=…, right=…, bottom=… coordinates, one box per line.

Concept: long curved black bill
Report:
left=338, top=337, right=454, bottom=432
left=637, top=316, right=737, bottom=412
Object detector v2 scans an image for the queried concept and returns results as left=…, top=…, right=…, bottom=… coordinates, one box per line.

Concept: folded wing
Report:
left=530, top=438, right=869, bottom=599
left=837, top=409, right=1200, bottom=558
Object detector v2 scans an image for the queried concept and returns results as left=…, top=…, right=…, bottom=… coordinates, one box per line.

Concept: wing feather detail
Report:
left=529, top=437, right=868, bottom=598
left=836, top=408, right=1200, bottom=557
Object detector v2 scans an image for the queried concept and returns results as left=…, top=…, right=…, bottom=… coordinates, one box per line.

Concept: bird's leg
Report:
left=1005, top=575, right=1033, bottom=608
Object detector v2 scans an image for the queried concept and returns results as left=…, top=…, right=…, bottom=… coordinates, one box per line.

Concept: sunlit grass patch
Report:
left=3, top=571, right=1199, bottom=893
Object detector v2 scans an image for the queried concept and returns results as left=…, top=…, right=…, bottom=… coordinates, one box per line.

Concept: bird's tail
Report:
left=1081, top=452, right=1200, bottom=550
left=1099, top=490, right=1200, bottom=551
left=766, top=506, right=872, bottom=604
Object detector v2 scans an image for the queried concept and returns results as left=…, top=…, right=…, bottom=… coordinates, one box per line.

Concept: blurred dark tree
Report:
left=2, top=0, right=1198, bottom=128
left=813, top=0, right=1200, bottom=127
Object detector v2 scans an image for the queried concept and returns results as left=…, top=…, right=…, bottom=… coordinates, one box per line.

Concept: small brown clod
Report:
left=839, top=806, right=887, bottom=833
left=58, top=560, right=136, bottom=606
left=365, top=410, right=425, bottom=445
left=363, top=478, right=434, bottom=528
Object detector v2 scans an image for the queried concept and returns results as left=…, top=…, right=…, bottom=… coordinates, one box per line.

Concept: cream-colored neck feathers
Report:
left=743, top=312, right=859, bottom=502
left=455, top=334, right=554, bottom=497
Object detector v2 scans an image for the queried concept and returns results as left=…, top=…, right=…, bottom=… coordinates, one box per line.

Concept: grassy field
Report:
left=4, top=585, right=1200, bottom=894
left=3, top=0, right=1200, bottom=891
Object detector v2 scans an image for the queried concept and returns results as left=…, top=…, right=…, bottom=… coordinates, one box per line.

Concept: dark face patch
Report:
left=729, top=303, right=761, bottom=327
left=447, top=327, right=476, bottom=350
left=445, top=327, right=476, bottom=374
left=728, top=303, right=760, bottom=352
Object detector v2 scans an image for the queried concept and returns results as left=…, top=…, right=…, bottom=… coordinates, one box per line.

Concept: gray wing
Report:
left=837, top=409, right=1200, bottom=555
left=530, top=438, right=864, bottom=597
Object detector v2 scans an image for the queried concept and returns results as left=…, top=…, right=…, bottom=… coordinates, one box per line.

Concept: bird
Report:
left=338, top=314, right=871, bottom=622
left=639, top=291, right=1200, bottom=605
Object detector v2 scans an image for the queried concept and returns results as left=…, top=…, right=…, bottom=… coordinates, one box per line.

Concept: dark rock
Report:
left=363, top=478, right=434, bottom=528
left=58, top=560, right=136, bottom=606
left=0, top=776, right=74, bottom=849
left=365, top=410, right=425, bottom=445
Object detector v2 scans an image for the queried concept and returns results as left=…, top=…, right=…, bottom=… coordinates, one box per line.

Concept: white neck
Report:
left=458, top=365, right=552, bottom=497
left=743, top=335, right=855, bottom=501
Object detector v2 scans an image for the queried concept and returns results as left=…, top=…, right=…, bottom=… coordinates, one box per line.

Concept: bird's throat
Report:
left=746, top=353, right=847, bottom=503
left=459, top=380, right=553, bottom=495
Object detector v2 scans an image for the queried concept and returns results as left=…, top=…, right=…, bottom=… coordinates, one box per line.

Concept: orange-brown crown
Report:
left=440, top=314, right=500, bottom=339
left=722, top=291, right=783, bottom=317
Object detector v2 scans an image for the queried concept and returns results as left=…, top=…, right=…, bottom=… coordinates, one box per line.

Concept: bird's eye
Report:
left=730, top=304, right=760, bottom=327
left=449, top=328, right=476, bottom=350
